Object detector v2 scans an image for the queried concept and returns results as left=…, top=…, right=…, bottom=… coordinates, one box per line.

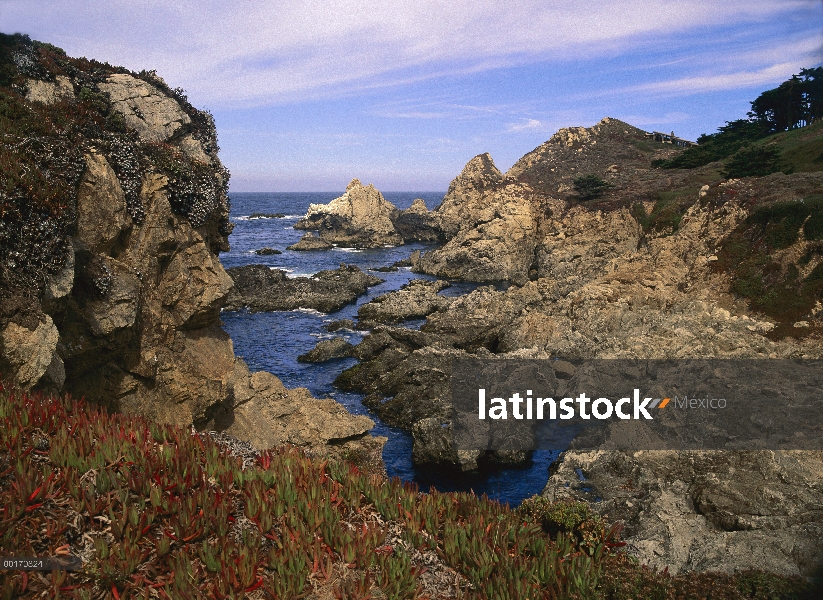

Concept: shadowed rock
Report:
left=298, top=337, right=355, bottom=362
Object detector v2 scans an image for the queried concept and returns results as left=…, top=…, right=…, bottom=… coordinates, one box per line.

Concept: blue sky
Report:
left=3, top=1, right=822, bottom=191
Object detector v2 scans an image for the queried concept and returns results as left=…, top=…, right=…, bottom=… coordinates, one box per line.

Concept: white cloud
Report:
left=507, top=118, right=544, bottom=132
left=4, top=0, right=819, bottom=107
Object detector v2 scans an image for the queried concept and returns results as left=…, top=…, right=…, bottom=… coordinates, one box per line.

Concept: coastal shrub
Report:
left=722, top=145, right=788, bottom=179
left=717, top=195, right=823, bottom=324
left=574, top=174, right=612, bottom=200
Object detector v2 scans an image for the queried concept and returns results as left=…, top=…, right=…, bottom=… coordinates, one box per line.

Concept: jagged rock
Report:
left=249, top=213, right=286, bottom=219
left=254, top=247, right=281, bottom=255
left=75, top=152, right=132, bottom=255
left=287, top=232, right=333, bottom=251
left=25, top=75, right=74, bottom=104
left=542, top=449, right=823, bottom=578
left=224, top=264, right=383, bottom=313
left=43, top=248, right=74, bottom=306
left=325, top=319, right=356, bottom=332
left=298, top=337, right=355, bottom=362
left=433, top=153, right=504, bottom=240
left=0, top=316, right=59, bottom=389
left=82, top=256, right=140, bottom=336
left=391, top=198, right=441, bottom=242
left=357, top=279, right=453, bottom=327
left=98, top=73, right=191, bottom=143
left=294, top=179, right=403, bottom=247
left=222, top=362, right=375, bottom=448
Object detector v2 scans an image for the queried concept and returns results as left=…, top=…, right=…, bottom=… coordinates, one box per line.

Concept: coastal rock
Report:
left=254, top=247, right=281, bottom=255
left=294, top=179, right=403, bottom=247
left=391, top=198, right=441, bottom=242
left=224, top=264, right=383, bottom=313
left=98, top=73, right=191, bottom=143
left=25, top=75, right=74, bottom=105
left=542, top=449, right=823, bottom=578
left=325, top=319, right=356, bottom=332
left=223, top=363, right=375, bottom=448
left=432, top=153, right=503, bottom=240
left=75, top=153, right=132, bottom=255
left=287, top=232, right=333, bottom=251
left=0, top=317, right=59, bottom=389
left=298, top=337, right=355, bottom=362
left=357, top=279, right=453, bottom=328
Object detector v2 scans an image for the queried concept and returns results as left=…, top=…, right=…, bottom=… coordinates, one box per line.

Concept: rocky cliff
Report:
left=341, top=117, right=823, bottom=575
left=0, top=34, right=378, bottom=459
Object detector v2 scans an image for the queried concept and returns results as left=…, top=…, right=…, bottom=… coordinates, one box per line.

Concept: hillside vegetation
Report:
left=1, top=384, right=818, bottom=599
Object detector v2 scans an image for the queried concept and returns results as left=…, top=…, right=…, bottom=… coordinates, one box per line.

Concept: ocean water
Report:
left=220, top=192, right=560, bottom=507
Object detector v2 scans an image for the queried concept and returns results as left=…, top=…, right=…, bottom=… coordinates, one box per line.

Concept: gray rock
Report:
left=98, top=73, right=191, bottom=143
left=287, top=232, right=333, bottom=251
left=25, top=75, right=74, bottom=104
left=254, top=247, right=281, bottom=255
left=325, top=319, right=356, bottom=332
left=298, top=337, right=355, bottom=362
left=224, top=264, right=383, bottom=313
left=357, top=279, right=453, bottom=327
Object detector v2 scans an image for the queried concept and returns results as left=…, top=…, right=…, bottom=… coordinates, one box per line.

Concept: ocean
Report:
left=220, top=192, right=560, bottom=507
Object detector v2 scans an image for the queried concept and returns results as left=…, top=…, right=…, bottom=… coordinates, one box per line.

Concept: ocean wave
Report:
left=291, top=307, right=327, bottom=316
left=332, top=247, right=364, bottom=253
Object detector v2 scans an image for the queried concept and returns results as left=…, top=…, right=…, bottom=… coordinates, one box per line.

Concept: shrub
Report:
left=574, top=174, right=612, bottom=200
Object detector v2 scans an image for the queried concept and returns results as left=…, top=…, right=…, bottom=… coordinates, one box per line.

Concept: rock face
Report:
left=1, top=37, right=380, bottom=459
left=295, top=179, right=403, bottom=247
left=542, top=450, right=823, bottom=578
left=224, top=264, right=383, bottom=313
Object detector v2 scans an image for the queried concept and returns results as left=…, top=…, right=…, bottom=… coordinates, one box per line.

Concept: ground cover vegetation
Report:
left=1, top=383, right=819, bottom=599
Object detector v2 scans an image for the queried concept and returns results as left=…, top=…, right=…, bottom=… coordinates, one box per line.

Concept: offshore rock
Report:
left=294, top=179, right=403, bottom=247
left=391, top=198, right=441, bottom=242
left=298, top=337, right=355, bottom=363
left=287, top=232, right=333, bottom=251
left=357, top=279, right=453, bottom=328
left=224, top=264, right=383, bottom=313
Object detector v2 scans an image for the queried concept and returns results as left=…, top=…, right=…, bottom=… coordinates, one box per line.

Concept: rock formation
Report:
left=294, top=179, right=404, bottom=247
left=298, top=337, right=355, bottom=362
left=287, top=232, right=333, bottom=251
left=0, top=35, right=379, bottom=456
left=391, top=198, right=441, bottom=242
left=356, top=279, right=453, bottom=328
left=223, top=264, right=383, bottom=313
left=337, top=118, right=823, bottom=574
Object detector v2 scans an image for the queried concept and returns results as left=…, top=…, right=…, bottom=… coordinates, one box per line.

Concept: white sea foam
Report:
left=332, top=247, right=364, bottom=253
left=292, top=307, right=326, bottom=316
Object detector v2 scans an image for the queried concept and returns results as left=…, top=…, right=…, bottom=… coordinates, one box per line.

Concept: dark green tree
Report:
left=722, top=145, right=786, bottom=179
left=573, top=174, right=612, bottom=200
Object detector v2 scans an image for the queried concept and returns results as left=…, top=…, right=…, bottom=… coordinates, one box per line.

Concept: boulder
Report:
left=0, top=316, right=59, bottom=389
left=297, top=337, right=355, bottom=362
left=75, top=152, right=132, bottom=255
left=294, top=179, right=403, bottom=247
left=254, top=247, right=281, bottom=255
left=542, top=449, right=823, bottom=578
left=287, top=232, right=333, bottom=251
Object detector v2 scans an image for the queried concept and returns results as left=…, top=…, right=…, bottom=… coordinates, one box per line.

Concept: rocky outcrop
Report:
left=98, top=73, right=192, bottom=145
left=254, top=247, right=281, bottom=255
left=542, top=450, right=823, bottom=578
left=287, top=232, right=333, bottom=251
left=298, top=337, right=355, bottom=362
left=294, top=179, right=403, bottom=247
left=391, top=198, right=440, bottom=242
left=356, top=279, right=453, bottom=328
left=412, top=154, right=539, bottom=284
left=0, top=37, right=381, bottom=459
left=224, top=264, right=383, bottom=313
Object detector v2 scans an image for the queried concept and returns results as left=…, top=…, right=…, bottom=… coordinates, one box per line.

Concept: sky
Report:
left=2, top=1, right=822, bottom=192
